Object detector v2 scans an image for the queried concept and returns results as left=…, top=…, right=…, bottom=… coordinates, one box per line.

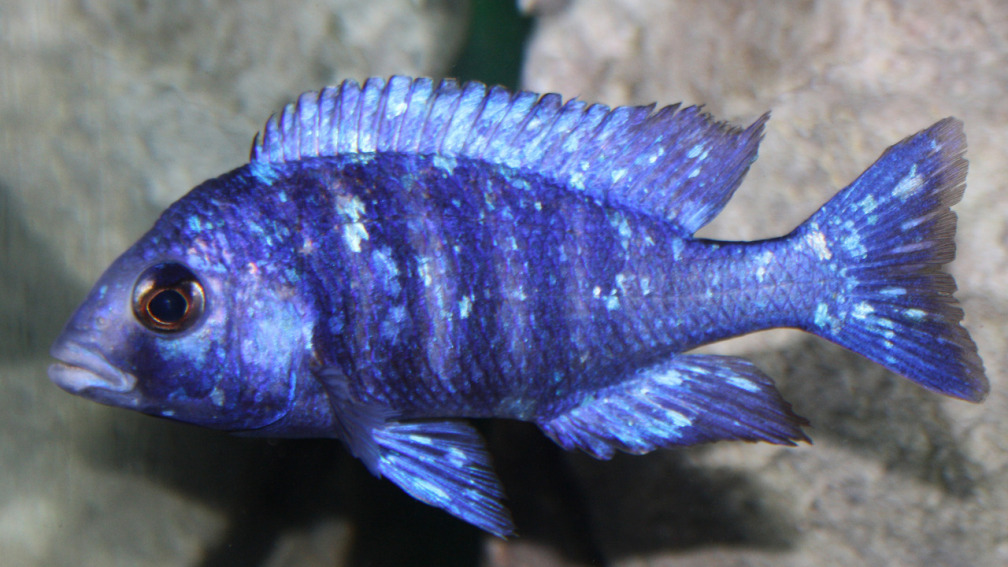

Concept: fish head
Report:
left=49, top=206, right=311, bottom=432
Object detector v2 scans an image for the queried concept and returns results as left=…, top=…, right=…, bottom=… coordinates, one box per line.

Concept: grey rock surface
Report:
left=3, top=0, right=1007, bottom=566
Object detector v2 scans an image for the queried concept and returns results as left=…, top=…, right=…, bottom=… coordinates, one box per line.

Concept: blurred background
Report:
left=2, top=1, right=1006, bottom=565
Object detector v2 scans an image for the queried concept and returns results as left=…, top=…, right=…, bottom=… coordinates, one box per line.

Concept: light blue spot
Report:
left=728, top=376, right=761, bottom=393
left=407, top=433, right=438, bottom=446
left=875, top=317, right=896, bottom=330
left=459, top=295, right=473, bottom=319
left=343, top=223, right=369, bottom=252
left=211, top=386, right=225, bottom=407
left=615, top=272, right=631, bottom=293
left=650, top=367, right=683, bottom=387
left=446, top=446, right=467, bottom=468
left=614, top=216, right=632, bottom=250
left=372, top=247, right=400, bottom=277
left=617, top=216, right=632, bottom=239
left=814, top=303, right=832, bottom=328
left=410, top=478, right=450, bottom=503
left=336, top=194, right=367, bottom=222
left=604, top=291, right=620, bottom=311
left=806, top=229, right=832, bottom=261
left=381, top=305, right=408, bottom=340
left=250, top=161, right=279, bottom=186
left=672, top=239, right=685, bottom=261
left=570, top=171, right=585, bottom=191
left=665, top=409, right=692, bottom=428
left=562, top=135, right=580, bottom=153
left=432, top=154, right=457, bottom=174
left=892, top=164, right=922, bottom=199
left=853, top=301, right=874, bottom=320
left=858, top=195, right=878, bottom=214
left=511, top=285, right=527, bottom=301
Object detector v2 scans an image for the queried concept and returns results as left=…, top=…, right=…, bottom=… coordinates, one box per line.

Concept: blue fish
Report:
left=49, top=76, right=988, bottom=536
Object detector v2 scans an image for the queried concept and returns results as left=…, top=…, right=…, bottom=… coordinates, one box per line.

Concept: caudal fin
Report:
left=800, top=118, right=987, bottom=402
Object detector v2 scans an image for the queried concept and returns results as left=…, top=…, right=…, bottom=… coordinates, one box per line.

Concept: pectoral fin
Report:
left=539, top=355, right=810, bottom=459
left=315, top=366, right=514, bottom=536
left=369, top=420, right=514, bottom=537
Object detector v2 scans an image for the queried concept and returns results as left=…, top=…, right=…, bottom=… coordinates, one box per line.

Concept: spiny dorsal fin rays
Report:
left=251, top=76, right=768, bottom=235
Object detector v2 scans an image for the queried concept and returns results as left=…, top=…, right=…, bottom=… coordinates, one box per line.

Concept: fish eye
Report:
left=132, top=263, right=206, bottom=333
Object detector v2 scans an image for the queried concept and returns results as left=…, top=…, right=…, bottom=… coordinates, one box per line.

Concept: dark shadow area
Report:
left=488, top=420, right=607, bottom=564
left=567, top=449, right=800, bottom=557
left=73, top=413, right=598, bottom=566
left=449, top=0, right=533, bottom=89
left=192, top=438, right=348, bottom=567
left=73, top=415, right=341, bottom=564
left=73, top=413, right=485, bottom=567
left=341, top=455, right=484, bottom=567
left=0, top=182, right=89, bottom=360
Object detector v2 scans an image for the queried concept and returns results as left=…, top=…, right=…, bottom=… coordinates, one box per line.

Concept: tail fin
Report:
left=800, top=118, right=987, bottom=402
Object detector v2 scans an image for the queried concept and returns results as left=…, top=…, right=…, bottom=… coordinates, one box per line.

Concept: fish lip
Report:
left=48, top=341, right=137, bottom=395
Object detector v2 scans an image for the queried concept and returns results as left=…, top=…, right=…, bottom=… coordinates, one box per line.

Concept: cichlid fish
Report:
left=49, top=76, right=988, bottom=536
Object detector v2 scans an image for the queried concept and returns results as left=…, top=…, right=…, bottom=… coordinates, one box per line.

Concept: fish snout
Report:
left=48, top=339, right=137, bottom=395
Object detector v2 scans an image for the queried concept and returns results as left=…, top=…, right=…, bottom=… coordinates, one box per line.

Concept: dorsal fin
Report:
left=251, top=76, right=768, bottom=234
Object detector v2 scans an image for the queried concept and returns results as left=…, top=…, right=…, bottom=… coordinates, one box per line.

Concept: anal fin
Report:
left=540, top=355, right=809, bottom=459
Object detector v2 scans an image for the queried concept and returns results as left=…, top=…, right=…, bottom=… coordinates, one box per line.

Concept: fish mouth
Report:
left=49, top=341, right=138, bottom=397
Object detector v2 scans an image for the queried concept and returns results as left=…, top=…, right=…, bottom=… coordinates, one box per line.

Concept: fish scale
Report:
left=264, top=154, right=826, bottom=418
left=49, top=77, right=987, bottom=537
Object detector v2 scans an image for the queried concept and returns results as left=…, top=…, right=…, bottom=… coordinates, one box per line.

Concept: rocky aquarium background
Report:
left=2, top=1, right=1007, bottom=565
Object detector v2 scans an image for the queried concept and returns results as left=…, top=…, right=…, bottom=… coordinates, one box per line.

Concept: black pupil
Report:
left=148, top=289, right=188, bottom=323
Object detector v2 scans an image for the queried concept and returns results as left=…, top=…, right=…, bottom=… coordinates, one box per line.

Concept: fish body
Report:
left=49, top=77, right=988, bottom=536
